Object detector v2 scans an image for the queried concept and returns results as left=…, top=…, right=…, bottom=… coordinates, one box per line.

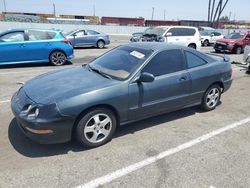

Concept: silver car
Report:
left=65, top=29, right=110, bottom=48
left=243, top=43, right=250, bottom=64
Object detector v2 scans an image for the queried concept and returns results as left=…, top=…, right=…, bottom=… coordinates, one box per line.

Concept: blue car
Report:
left=0, top=29, right=74, bottom=66
left=11, top=43, right=232, bottom=148
left=65, top=29, right=110, bottom=49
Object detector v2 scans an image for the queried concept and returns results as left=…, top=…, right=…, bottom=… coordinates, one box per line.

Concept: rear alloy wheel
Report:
left=235, top=46, right=242, bottom=54
left=201, top=85, right=221, bottom=111
left=203, top=40, right=209, bottom=47
left=188, top=44, right=196, bottom=49
left=49, top=51, right=67, bottom=66
left=97, top=40, right=105, bottom=49
left=75, top=108, right=117, bottom=148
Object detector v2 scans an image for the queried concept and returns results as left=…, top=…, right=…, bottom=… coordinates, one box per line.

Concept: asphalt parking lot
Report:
left=0, top=37, right=250, bottom=188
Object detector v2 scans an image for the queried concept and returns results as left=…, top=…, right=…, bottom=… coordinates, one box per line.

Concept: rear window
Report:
left=27, top=30, right=56, bottom=41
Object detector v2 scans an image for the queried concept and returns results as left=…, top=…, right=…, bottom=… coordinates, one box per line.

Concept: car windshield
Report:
left=144, top=27, right=166, bottom=36
left=89, top=46, right=153, bottom=80
left=225, top=33, right=245, bottom=39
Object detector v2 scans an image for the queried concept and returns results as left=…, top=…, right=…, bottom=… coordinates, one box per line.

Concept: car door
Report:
left=184, top=50, right=212, bottom=104
left=24, top=30, right=57, bottom=62
left=211, top=32, right=221, bottom=43
left=165, top=28, right=183, bottom=45
left=73, top=30, right=92, bottom=47
left=0, top=31, right=26, bottom=64
left=128, top=49, right=192, bottom=120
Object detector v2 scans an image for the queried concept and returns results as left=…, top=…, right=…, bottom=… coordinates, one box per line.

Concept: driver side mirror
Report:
left=137, top=72, right=155, bottom=83
left=210, top=33, right=215, bottom=37
left=165, top=32, right=172, bottom=37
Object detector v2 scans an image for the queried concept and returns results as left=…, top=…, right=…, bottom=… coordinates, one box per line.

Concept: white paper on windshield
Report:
left=130, top=51, right=145, bottom=59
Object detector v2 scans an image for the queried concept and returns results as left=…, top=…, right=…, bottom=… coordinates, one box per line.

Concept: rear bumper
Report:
left=223, top=78, right=233, bottom=93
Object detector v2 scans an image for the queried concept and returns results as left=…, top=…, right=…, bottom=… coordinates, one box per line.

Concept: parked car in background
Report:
left=133, top=26, right=201, bottom=49
left=243, top=41, right=250, bottom=62
left=0, top=28, right=74, bottom=66
left=65, top=29, right=110, bottom=48
left=214, top=32, right=250, bottom=54
left=11, top=43, right=232, bottom=148
left=199, top=27, right=223, bottom=46
left=130, top=28, right=153, bottom=42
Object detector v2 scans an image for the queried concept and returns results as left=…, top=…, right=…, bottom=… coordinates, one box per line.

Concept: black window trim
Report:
left=184, top=50, right=208, bottom=70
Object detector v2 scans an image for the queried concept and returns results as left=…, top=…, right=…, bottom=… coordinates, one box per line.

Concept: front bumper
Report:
left=67, top=54, right=74, bottom=60
left=214, top=43, right=234, bottom=53
left=11, top=91, right=75, bottom=144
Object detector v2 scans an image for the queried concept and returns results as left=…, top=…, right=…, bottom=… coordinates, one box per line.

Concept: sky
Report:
left=1, top=0, right=249, bottom=21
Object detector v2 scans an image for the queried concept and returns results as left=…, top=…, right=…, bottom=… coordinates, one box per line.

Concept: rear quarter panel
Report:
left=188, top=60, right=232, bottom=103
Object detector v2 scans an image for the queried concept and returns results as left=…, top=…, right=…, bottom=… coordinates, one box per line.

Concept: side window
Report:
left=167, top=28, right=178, bottom=36
left=214, top=32, right=221, bottom=36
left=87, top=30, right=100, bottom=35
left=143, top=50, right=185, bottom=77
left=28, top=30, right=56, bottom=41
left=74, top=31, right=85, bottom=37
left=185, top=51, right=207, bottom=69
left=0, top=32, right=24, bottom=42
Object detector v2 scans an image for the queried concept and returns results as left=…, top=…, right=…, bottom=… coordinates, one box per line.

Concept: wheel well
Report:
left=72, top=104, right=120, bottom=136
left=188, top=43, right=197, bottom=49
left=97, top=39, right=105, bottom=45
left=208, top=81, right=224, bottom=92
left=49, top=49, right=66, bottom=59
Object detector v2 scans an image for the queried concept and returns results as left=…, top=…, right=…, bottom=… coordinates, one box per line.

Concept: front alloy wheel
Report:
left=75, top=108, right=117, bottom=148
left=49, top=51, right=67, bottom=66
left=201, top=85, right=221, bottom=111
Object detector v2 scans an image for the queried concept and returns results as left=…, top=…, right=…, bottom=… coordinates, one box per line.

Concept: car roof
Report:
left=0, top=28, right=59, bottom=35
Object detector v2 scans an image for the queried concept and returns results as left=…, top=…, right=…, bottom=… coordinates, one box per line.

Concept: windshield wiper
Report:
left=88, top=65, right=112, bottom=79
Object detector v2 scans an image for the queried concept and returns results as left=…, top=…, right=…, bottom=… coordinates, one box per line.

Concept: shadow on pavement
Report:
left=8, top=106, right=207, bottom=158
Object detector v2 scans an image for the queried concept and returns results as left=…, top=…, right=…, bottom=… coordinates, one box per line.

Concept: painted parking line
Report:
left=76, top=117, right=250, bottom=188
left=0, top=100, right=11, bottom=104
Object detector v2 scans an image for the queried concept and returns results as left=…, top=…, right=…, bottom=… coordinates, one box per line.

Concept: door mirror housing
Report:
left=138, top=72, right=155, bottom=83
left=166, top=32, right=172, bottom=37
left=210, top=33, right=215, bottom=37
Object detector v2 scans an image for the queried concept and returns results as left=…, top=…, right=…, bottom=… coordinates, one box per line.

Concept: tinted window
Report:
left=214, top=32, right=221, bottom=36
left=143, top=50, right=185, bottom=76
left=168, top=28, right=195, bottom=36
left=90, top=46, right=153, bottom=80
left=28, top=30, right=56, bottom=41
left=185, top=51, right=207, bottom=68
left=87, top=30, right=100, bottom=35
left=0, top=32, right=24, bottom=42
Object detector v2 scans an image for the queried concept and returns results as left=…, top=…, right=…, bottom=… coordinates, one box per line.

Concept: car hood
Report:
left=217, top=38, right=239, bottom=43
left=23, top=66, right=119, bottom=104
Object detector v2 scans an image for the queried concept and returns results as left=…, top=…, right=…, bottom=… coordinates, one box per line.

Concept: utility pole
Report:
left=53, top=3, right=56, bottom=17
left=164, top=9, right=166, bottom=20
left=93, top=5, right=95, bottom=16
left=208, top=0, right=211, bottom=22
left=151, top=7, right=154, bottom=20
left=229, top=11, right=232, bottom=21
left=3, top=0, right=6, bottom=12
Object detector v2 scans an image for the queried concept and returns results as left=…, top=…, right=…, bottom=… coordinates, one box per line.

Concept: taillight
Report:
left=61, top=39, right=71, bottom=45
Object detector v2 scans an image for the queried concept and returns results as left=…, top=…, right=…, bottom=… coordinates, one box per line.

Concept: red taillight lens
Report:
left=61, top=39, right=71, bottom=45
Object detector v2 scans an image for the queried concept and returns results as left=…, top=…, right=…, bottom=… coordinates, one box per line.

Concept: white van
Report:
left=140, top=26, right=201, bottom=49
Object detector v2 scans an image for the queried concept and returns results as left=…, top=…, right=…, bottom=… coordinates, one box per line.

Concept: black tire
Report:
left=203, top=40, right=209, bottom=47
left=188, top=44, right=196, bottom=49
left=97, top=40, right=105, bottom=49
left=201, top=85, right=221, bottom=111
left=49, top=51, right=67, bottom=66
left=235, top=46, right=242, bottom=54
left=75, top=108, right=117, bottom=148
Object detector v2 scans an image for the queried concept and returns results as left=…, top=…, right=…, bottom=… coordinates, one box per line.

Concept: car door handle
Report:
left=20, top=44, right=26, bottom=48
left=179, top=76, right=187, bottom=82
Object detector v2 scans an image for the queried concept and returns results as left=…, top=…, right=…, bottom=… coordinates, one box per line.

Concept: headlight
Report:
left=35, top=108, right=39, bottom=118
